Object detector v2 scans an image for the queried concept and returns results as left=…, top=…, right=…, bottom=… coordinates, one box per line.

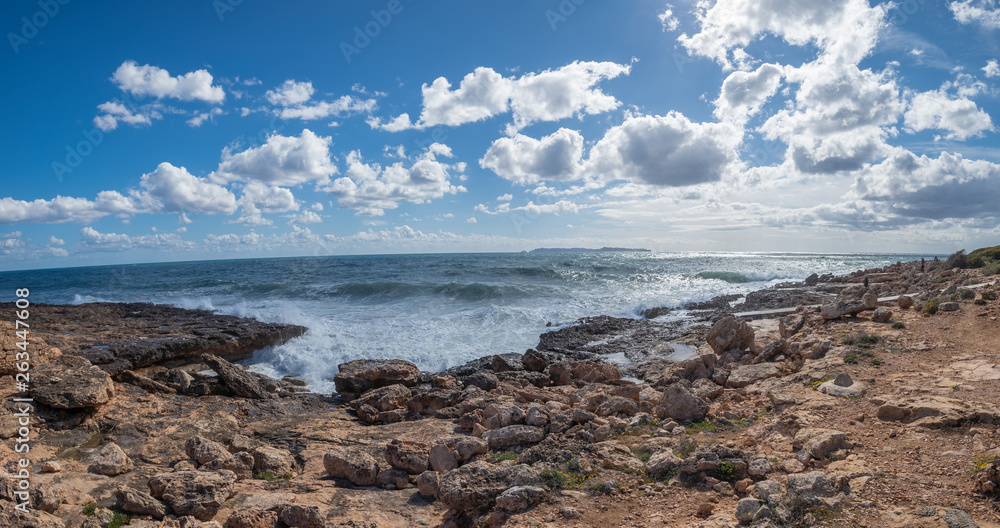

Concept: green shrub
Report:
left=968, top=245, right=1000, bottom=267
left=674, top=438, right=698, bottom=459
left=842, top=333, right=879, bottom=347
left=540, top=468, right=568, bottom=489
left=943, top=249, right=968, bottom=269
left=983, top=260, right=1000, bottom=276
left=869, top=358, right=882, bottom=367
left=922, top=298, right=941, bottom=315
left=492, top=451, right=519, bottom=462
left=254, top=471, right=293, bottom=481
left=639, top=452, right=651, bottom=463
left=108, top=510, right=131, bottom=528
left=717, top=460, right=737, bottom=480
left=891, top=321, right=905, bottom=329
left=844, top=353, right=858, bottom=364
left=82, top=503, right=100, bottom=516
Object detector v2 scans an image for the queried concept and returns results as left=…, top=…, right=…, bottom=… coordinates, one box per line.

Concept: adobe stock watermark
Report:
left=340, top=0, right=411, bottom=64
left=545, top=0, right=586, bottom=31
left=7, top=0, right=71, bottom=54
left=213, top=0, right=244, bottom=22
left=887, top=0, right=929, bottom=27
left=51, top=89, right=147, bottom=182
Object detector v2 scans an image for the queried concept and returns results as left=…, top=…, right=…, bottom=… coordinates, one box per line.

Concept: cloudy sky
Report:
left=2, top=0, right=999, bottom=270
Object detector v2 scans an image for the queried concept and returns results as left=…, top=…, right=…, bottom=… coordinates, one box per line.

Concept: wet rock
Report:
left=324, top=448, right=379, bottom=486
left=490, top=354, right=521, bottom=372
left=495, top=486, right=546, bottom=513
left=115, top=486, right=167, bottom=519
left=279, top=505, right=324, bottom=528
left=333, top=359, right=420, bottom=397
left=437, top=461, right=541, bottom=512
left=706, top=316, right=755, bottom=355
left=186, top=436, right=231, bottom=465
left=522, top=349, right=549, bottom=372
left=223, top=509, right=279, bottom=528
left=202, top=354, right=270, bottom=400
left=31, top=355, right=115, bottom=409
left=549, top=360, right=620, bottom=386
left=656, top=383, right=708, bottom=422
left=484, top=425, right=546, bottom=449
left=90, top=442, right=134, bottom=476
left=384, top=439, right=429, bottom=474
left=148, top=470, right=237, bottom=521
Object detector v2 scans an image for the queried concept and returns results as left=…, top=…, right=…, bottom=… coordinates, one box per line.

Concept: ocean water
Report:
left=0, top=252, right=924, bottom=392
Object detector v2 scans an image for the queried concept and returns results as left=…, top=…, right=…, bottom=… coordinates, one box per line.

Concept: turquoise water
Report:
left=0, top=251, right=924, bottom=391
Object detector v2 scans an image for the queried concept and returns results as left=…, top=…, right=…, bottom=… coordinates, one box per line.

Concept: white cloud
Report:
left=111, top=60, right=225, bottom=103
left=186, top=107, right=224, bottom=127
left=472, top=200, right=579, bottom=216
left=288, top=210, right=322, bottom=225
left=714, top=63, right=783, bottom=123
left=48, top=235, right=64, bottom=246
left=658, top=4, right=679, bottom=31
left=323, top=143, right=467, bottom=216
left=266, top=80, right=315, bottom=106
left=466, top=216, right=477, bottom=224
left=276, top=96, right=377, bottom=120
left=0, top=191, right=141, bottom=224
left=214, top=129, right=337, bottom=187
left=480, top=128, right=585, bottom=185
left=310, top=202, right=324, bottom=211
left=497, top=194, right=513, bottom=201
left=140, top=162, right=238, bottom=215
left=587, top=112, right=741, bottom=186
left=679, top=0, right=887, bottom=69
left=904, top=90, right=994, bottom=141
left=94, top=101, right=163, bottom=131
left=983, top=59, right=1000, bottom=78
left=79, top=226, right=193, bottom=252
left=230, top=181, right=299, bottom=226
left=371, top=61, right=631, bottom=132
left=950, top=0, right=1000, bottom=28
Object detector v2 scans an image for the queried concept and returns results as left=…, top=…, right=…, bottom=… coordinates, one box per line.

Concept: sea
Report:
left=0, top=251, right=928, bottom=393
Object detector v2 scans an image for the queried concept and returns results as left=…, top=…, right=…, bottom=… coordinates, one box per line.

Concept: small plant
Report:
left=922, top=298, right=941, bottom=315
left=492, top=451, right=519, bottom=462
left=540, top=468, right=567, bottom=488
left=108, top=510, right=131, bottom=528
left=809, top=375, right=833, bottom=388
left=687, top=419, right=721, bottom=433
left=969, top=454, right=999, bottom=476
left=639, top=452, right=652, bottom=463
left=891, top=321, right=905, bottom=329
left=961, top=289, right=975, bottom=300
left=869, top=358, right=882, bottom=367
left=844, top=353, right=858, bottom=364
left=254, top=471, right=293, bottom=481
left=717, top=460, right=737, bottom=480
left=83, top=503, right=101, bottom=516
left=674, top=438, right=698, bottom=459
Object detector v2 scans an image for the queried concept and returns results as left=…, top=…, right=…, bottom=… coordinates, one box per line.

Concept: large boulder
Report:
left=148, top=470, right=237, bottom=521
left=202, top=354, right=270, bottom=400
left=384, top=439, right=429, bottom=475
left=334, top=359, right=420, bottom=397
left=706, top=316, right=755, bottom=355
left=114, top=486, right=167, bottom=519
left=90, top=443, right=134, bottom=476
left=784, top=471, right=847, bottom=509
left=549, top=360, right=620, bottom=385
left=437, top=435, right=488, bottom=462
left=223, top=509, right=280, bottom=528
left=0, top=321, right=60, bottom=375
left=31, top=355, right=115, bottom=409
left=437, top=461, right=541, bottom=512
left=656, top=384, right=708, bottom=422
left=353, top=384, right=411, bottom=412
left=185, top=436, right=231, bottom=465
left=820, top=297, right=871, bottom=320
left=251, top=446, right=296, bottom=476
left=279, top=505, right=325, bottom=528
left=793, top=428, right=852, bottom=460
left=483, top=425, right=546, bottom=449
left=495, top=486, right=547, bottom=513
left=323, top=448, right=380, bottom=486
left=645, top=450, right=682, bottom=479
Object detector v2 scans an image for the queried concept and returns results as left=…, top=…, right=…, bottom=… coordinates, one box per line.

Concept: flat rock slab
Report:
left=3, top=302, right=307, bottom=376
left=31, top=355, right=115, bottom=409
left=727, top=363, right=781, bottom=388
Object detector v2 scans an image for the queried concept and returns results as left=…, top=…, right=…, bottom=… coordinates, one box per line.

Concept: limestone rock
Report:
left=416, top=470, right=440, bottom=498
left=549, top=360, right=620, bottom=385
left=384, top=439, right=429, bottom=474
left=483, top=425, right=546, bottom=449
left=202, top=451, right=254, bottom=481
left=115, top=486, right=167, bottom=519
left=148, top=470, right=238, bottom=521
left=323, top=448, right=379, bottom=486
left=645, top=450, right=682, bottom=479
left=353, top=384, right=411, bottom=413
left=706, top=316, right=755, bottom=355
left=202, top=354, right=269, bottom=400
left=437, top=461, right=540, bottom=512
left=91, top=442, right=134, bottom=476
left=0, top=321, right=60, bottom=375
left=429, top=443, right=458, bottom=473
left=251, top=446, right=295, bottom=476
left=278, top=505, right=324, bottom=528
left=333, top=359, right=420, bottom=397
left=871, top=308, right=892, bottom=323
left=793, top=428, right=852, bottom=460
left=726, top=363, right=781, bottom=388
left=897, top=296, right=914, bottom=309
left=186, top=436, right=231, bottom=465
left=223, top=509, right=279, bottom=528
left=376, top=468, right=410, bottom=489
left=495, top=486, right=546, bottom=513
left=595, top=396, right=639, bottom=417
left=656, top=384, right=708, bottom=422
left=437, top=435, right=488, bottom=462
left=31, top=355, right=115, bottom=409
left=522, top=349, right=549, bottom=372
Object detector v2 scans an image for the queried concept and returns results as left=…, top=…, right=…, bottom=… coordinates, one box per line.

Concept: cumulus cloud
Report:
left=983, top=59, right=1000, bottom=78
left=950, top=0, right=1000, bottom=28
left=679, top=0, right=888, bottom=69
left=322, top=143, right=467, bottom=216
left=231, top=181, right=298, bottom=226
left=480, top=128, right=585, bottom=185
left=0, top=192, right=141, bottom=224
left=186, top=107, right=224, bottom=127
left=266, top=80, right=315, bottom=106
left=288, top=210, right=322, bottom=224
left=714, top=63, right=784, bottom=123
left=276, top=95, right=377, bottom=121
left=659, top=4, right=679, bottom=31
left=94, top=101, right=163, bottom=131
left=111, top=60, right=225, bottom=103
left=214, top=129, right=337, bottom=187
left=140, top=163, right=238, bottom=215
left=903, top=90, right=994, bottom=140
left=370, top=61, right=631, bottom=132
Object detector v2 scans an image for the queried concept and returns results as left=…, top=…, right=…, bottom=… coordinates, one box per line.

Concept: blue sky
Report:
left=2, top=0, right=1000, bottom=270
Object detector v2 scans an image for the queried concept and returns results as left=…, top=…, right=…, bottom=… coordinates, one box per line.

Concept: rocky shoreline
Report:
left=2, top=260, right=1000, bottom=527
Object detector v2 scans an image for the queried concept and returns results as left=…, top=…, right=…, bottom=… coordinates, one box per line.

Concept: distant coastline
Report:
left=526, top=247, right=652, bottom=254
